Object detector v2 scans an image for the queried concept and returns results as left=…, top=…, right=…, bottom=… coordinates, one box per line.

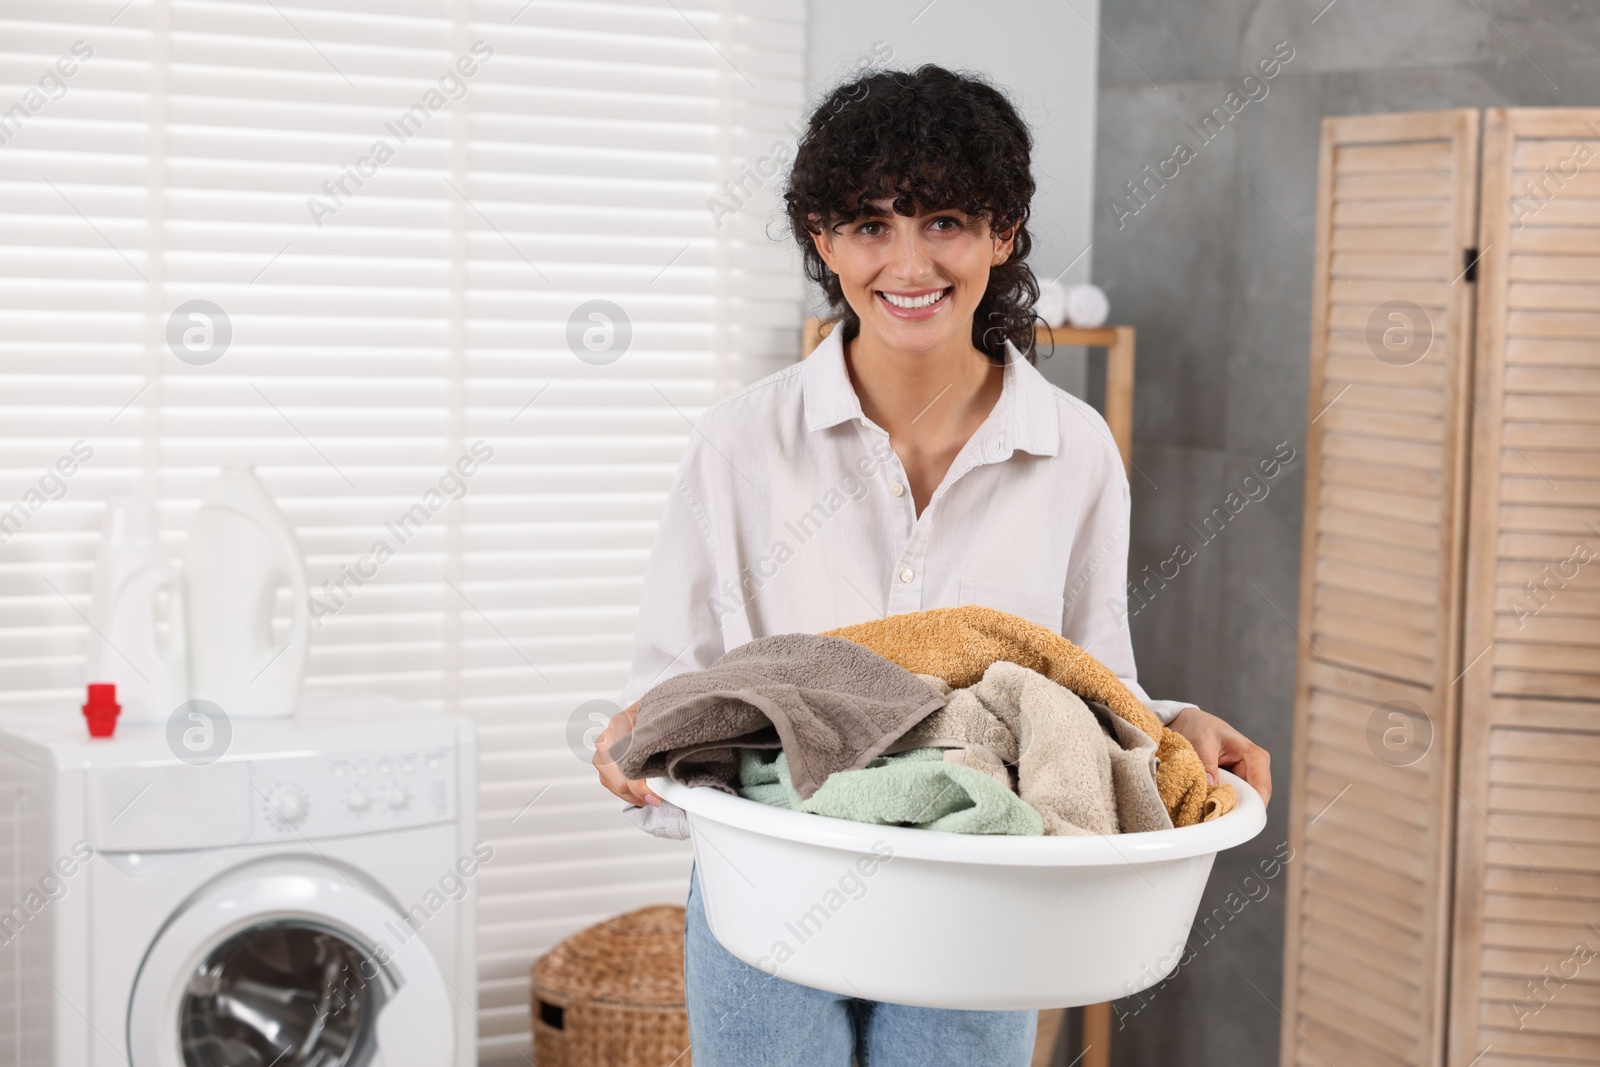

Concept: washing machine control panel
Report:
left=254, top=747, right=455, bottom=840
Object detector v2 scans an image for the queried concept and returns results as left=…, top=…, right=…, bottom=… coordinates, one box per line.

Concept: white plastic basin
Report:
left=651, top=766, right=1266, bottom=1010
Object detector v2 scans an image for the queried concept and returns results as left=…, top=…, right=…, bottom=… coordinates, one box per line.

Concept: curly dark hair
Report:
left=781, top=63, right=1044, bottom=366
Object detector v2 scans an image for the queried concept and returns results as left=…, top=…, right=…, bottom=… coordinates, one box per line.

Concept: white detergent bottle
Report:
left=86, top=496, right=188, bottom=722
left=183, top=465, right=310, bottom=719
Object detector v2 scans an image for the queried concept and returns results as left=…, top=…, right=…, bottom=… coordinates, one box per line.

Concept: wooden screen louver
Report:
left=1281, top=110, right=1482, bottom=1067
left=1448, top=107, right=1600, bottom=1067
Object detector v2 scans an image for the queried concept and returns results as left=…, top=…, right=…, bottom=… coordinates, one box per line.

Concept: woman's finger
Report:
left=1220, top=741, right=1272, bottom=807
left=592, top=706, right=636, bottom=774
left=1241, top=745, right=1272, bottom=807
left=608, top=755, right=661, bottom=806
left=596, top=747, right=661, bottom=806
left=592, top=704, right=663, bottom=806
left=1191, top=730, right=1224, bottom=785
left=1172, top=705, right=1226, bottom=785
left=1179, top=706, right=1272, bottom=805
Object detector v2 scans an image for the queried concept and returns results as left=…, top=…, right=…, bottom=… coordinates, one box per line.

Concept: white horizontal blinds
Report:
left=0, top=1, right=805, bottom=1064
left=156, top=1, right=471, bottom=735
left=1282, top=110, right=1480, bottom=1067
left=462, top=4, right=804, bottom=1059
left=0, top=9, right=154, bottom=697
left=1449, top=107, right=1600, bottom=1067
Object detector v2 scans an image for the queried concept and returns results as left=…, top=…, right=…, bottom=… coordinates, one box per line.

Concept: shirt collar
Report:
left=801, top=323, right=1060, bottom=459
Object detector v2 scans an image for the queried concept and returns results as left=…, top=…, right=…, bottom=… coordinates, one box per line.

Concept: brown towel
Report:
left=608, top=633, right=946, bottom=799
left=888, top=662, right=1173, bottom=836
left=822, top=605, right=1238, bottom=827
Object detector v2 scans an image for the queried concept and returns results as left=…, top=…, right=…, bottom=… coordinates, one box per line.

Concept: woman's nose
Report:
left=885, top=224, right=935, bottom=277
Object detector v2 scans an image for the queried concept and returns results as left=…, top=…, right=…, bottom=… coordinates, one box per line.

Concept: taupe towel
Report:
left=1085, top=700, right=1174, bottom=834
left=884, top=662, right=1173, bottom=836
left=609, top=633, right=946, bottom=799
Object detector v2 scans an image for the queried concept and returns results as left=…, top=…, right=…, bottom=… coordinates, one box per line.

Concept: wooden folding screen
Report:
left=1282, top=109, right=1482, bottom=1067
left=1447, top=107, right=1600, bottom=1067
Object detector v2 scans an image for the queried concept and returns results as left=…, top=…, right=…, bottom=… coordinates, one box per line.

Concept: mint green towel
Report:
left=736, top=747, right=1044, bottom=836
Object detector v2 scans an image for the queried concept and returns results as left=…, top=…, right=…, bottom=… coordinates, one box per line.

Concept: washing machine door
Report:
left=128, top=859, right=455, bottom=1067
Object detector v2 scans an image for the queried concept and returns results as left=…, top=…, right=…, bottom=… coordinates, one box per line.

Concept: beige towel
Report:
left=882, top=662, right=1172, bottom=836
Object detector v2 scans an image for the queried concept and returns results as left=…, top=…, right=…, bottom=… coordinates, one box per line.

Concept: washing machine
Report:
left=0, top=691, right=478, bottom=1066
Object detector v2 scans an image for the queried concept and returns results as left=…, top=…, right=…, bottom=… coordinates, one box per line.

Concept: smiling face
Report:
left=810, top=196, right=1015, bottom=353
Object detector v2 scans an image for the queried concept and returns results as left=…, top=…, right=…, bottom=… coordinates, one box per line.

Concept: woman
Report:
left=595, top=63, right=1271, bottom=1066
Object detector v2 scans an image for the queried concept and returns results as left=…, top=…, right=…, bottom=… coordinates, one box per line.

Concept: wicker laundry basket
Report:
left=530, top=903, right=691, bottom=1067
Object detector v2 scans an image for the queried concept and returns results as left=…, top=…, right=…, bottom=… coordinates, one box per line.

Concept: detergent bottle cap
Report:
left=82, top=682, right=121, bottom=738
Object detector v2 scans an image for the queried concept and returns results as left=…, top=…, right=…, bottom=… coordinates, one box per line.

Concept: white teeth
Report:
left=881, top=289, right=947, bottom=309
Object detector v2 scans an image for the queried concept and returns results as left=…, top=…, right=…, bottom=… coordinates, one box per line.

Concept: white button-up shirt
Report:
left=615, top=324, right=1194, bottom=838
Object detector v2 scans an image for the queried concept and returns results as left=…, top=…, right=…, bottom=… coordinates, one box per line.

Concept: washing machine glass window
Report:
left=179, top=919, right=387, bottom=1067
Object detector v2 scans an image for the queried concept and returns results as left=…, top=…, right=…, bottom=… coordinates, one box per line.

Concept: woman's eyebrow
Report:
left=850, top=200, right=962, bottom=219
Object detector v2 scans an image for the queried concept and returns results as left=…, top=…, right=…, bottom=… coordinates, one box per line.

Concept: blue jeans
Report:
left=683, top=861, right=1038, bottom=1066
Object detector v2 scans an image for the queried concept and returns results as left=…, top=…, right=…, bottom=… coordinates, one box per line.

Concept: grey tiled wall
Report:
left=1093, top=3, right=1599, bottom=1064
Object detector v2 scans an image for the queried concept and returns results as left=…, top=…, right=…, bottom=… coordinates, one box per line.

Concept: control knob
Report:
left=267, top=786, right=309, bottom=827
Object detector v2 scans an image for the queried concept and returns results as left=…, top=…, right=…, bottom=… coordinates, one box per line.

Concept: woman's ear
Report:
left=992, top=223, right=1016, bottom=266
left=809, top=222, right=839, bottom=276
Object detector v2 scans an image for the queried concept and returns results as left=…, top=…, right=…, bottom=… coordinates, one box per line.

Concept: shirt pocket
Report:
left=957, top=577, right=1065, bottom=632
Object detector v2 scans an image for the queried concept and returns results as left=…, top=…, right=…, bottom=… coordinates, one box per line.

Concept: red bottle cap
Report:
left=83, top=683, right=121, bottom=738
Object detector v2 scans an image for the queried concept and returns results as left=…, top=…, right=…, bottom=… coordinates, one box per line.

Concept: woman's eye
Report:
left=851, top=217, right=960, bottom=236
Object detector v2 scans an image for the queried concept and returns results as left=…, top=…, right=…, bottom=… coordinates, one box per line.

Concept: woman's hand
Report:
left=1169, top=705, right=1272, bottom=808
left=593, top=700, right=664, bottom=807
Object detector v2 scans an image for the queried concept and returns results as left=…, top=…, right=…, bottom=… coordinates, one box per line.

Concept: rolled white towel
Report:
left=1033, top=277, right=1071, bottom=328
left=1064, top=283, right=1110, bottom=328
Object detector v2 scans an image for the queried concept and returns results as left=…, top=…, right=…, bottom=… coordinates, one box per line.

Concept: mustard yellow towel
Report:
left=821, top=605, right=1238, bottom=828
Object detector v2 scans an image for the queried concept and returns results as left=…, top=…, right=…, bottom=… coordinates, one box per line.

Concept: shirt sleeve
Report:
left=611, top=448, right=726, bottom=841
left=1061, top=434, right=1195, bottom=727
left=618, top=453, right=726, bottom=709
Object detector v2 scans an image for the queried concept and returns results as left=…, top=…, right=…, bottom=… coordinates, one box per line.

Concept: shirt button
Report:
left=889, top=482, right=905, bottom=497
left=899, top=567, right=914, bottom=583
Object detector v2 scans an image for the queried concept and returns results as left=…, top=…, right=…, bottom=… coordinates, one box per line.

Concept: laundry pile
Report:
left=609, top=606, right=1238, bottom=836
